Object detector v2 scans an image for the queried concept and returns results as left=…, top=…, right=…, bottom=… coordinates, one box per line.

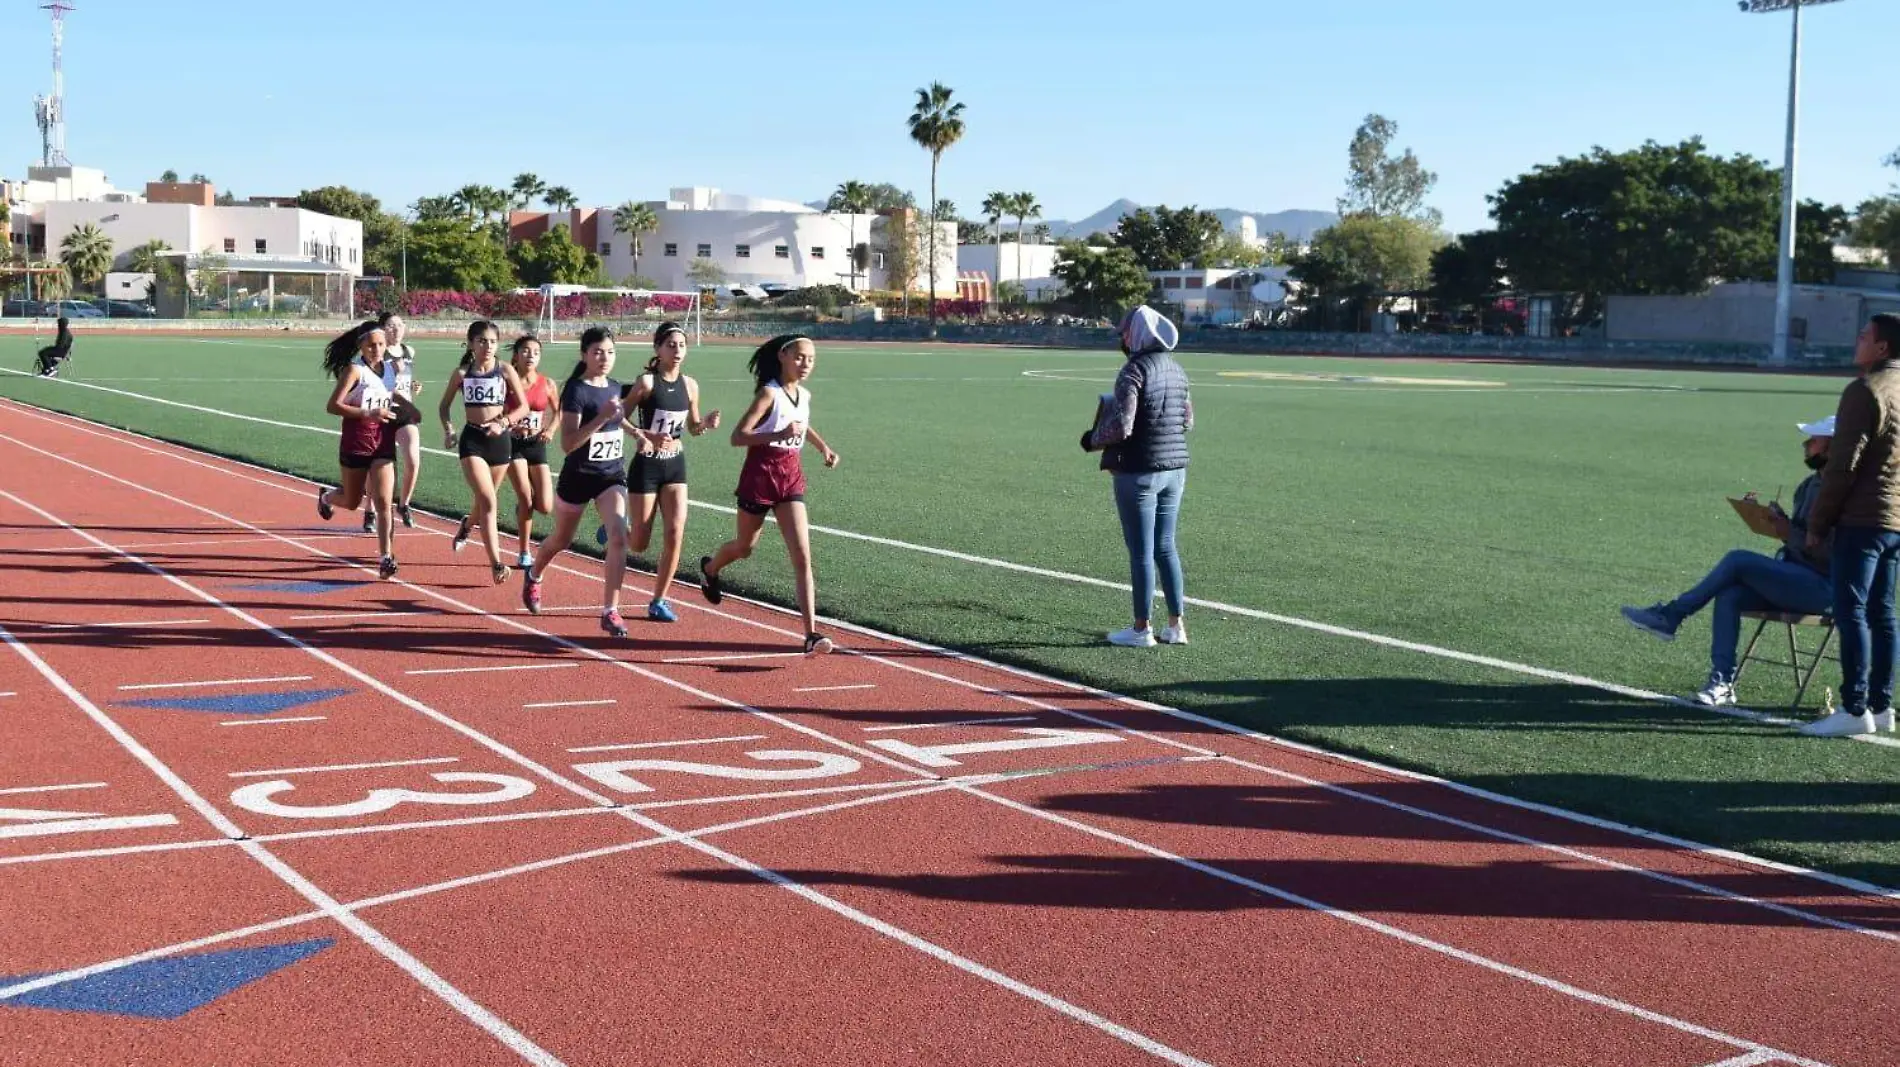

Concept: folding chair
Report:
left=1734, top=610, right=1837, bottom=710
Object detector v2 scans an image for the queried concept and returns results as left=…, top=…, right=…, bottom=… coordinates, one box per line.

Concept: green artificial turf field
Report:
left=4, top=328, right=1895, bottom=887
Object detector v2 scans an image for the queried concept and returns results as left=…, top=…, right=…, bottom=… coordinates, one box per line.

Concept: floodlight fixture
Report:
left=1738, top=0, right=1849, bottom=365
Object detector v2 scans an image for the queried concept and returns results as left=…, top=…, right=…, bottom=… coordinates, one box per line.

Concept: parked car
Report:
left=47, top=300, right=105, bottom=318
left=92, top=299, right=158, bottom=318
left=1, top=299, right=43, bottom=317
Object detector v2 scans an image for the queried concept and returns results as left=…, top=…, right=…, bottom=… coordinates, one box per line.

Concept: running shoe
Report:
left=451, top=516, right=472, bottom=552
left=362, top=510, right=376, bottom=534
left=491, top=562, right=511, bottom=586
left=522, top=572, right=542, bottom=615
left=378, top=556, right=399, bottom=581
left=804, top=632, right=834, bottom=655
left=397, top=502, right=415, bottom=529
left=316, top=487, right=334, bottom=522
left=517, top=550, right=533, bottom=569
left=647, top=599, right=678, bottom=623
left=600, top=608, right=629, bottom=639
left=699, top=556, right=723, bottom=605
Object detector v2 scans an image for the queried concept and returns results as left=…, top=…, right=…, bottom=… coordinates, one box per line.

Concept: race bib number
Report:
left=587, top=428, right=624, bottom=463
left=774, top=426, right=806, bottom=450
left=360, top=393, right=390, bottom=414
left=522, top=410, right=543, bottom=434
left=462, top=377, right=506, bottom=406
left=643, top=410, right=687, bottom=456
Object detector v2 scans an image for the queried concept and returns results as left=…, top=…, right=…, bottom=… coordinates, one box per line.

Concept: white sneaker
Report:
left=1107, top=626, right=1157, bottom=648
left=1156, top=623, right=1188, bottom=646
left=1875, top=709, right=1896, bottom=733
left=1798, top=710, right=1878, bottom=738
left=1693, top=680, right=1737, bottom=707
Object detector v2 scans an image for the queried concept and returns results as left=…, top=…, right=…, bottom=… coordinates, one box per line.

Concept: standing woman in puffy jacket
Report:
left=1081, top=305, right=1193, bottom=648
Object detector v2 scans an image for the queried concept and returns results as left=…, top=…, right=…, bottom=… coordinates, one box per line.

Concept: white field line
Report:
left=39, top=618, right=210, bottom=630
left=661, top=651, right=805, bottom=664
left=0, top=782, right=106, bottom=796
left=862, top=715, right=1039, bottom=733
left=228, top=757, right=461, bottom=780
left=12, top=402, right=1900, bottom=912
left=288, top=610, right=442, bottom=622
left=405, top=663, right=579, bottom=677
left=567, top=735, right=768, bottom=754
left=0, top=692, right=13, bottom=698
left=17, top=533, right=354, bottom=555
left=1696, top=1052, right=1784, bottom=1067
left=795, top=683, right=878, bottom=693
left=0, top=450, right=1233, bottom=1067
left=0, top=495, right=571, bottom=1066
left=119, top=674, right=315, bottom=691
left=9, top=449, right=1853, bottom=1065
left=218, top=715, right=326, bottom=727
left=522, top=698, right=617, bottom=709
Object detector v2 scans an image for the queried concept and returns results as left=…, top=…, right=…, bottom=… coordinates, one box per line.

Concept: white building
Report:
left=516, top=187, right=957, bottom=296
left=957, top=242, right=1068, bottom=302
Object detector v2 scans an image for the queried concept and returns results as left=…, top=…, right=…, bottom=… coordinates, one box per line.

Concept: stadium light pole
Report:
left=1740, top=0, right=1846, bottom=365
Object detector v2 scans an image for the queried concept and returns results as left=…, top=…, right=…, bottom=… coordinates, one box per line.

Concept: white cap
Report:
left=1798, top=416, right=1836, bottom=437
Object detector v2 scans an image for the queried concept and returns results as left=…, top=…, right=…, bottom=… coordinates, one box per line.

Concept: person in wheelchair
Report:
left=1620, top=417, right=1836, bottom=707
left=35, top=317, right=73, bottom=377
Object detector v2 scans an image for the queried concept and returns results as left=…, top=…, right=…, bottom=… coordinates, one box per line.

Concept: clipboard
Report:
left=1727, top=496, right=1783, bottom=538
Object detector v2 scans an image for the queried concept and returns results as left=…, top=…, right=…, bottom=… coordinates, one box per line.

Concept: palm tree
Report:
left=451, top=184, right=486, bottom=220
left=981, top=192, right=1008, bottom=289
left=906, top=82, right=966, bottom=333
left=60, top=223, right=114, bottom=292
left=828, top=181, right=873, bottom=290
left=126, top=238, right=171, bottom=274
left=612, top=201, right=658, bottom=278
left=545, top=186, right=578, bottom=213
left=1010, top=192, right=1041, bottom=286
left=511, top=173, right=546, bottom=210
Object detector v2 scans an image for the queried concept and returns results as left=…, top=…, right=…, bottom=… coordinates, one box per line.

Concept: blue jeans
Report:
left=1112, top=469, right=1186, bottom=624
left=1830, top=527, right=1900, bottom=712
left=1661, top=549, right=1831, bottom=680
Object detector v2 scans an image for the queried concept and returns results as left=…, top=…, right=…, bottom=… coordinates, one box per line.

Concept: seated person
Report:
left=1621, top=417, right=1836, bottom=707
left=35, top=317, right=73, bottom=378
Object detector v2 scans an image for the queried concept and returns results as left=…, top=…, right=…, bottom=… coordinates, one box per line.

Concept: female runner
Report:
left=619, top=322, right=719, bottom=621
left=505, top=335, right=559, bottom=570
left=316, top=321, right=411, bottom=579
left=437, top=319, right=528, bottom=584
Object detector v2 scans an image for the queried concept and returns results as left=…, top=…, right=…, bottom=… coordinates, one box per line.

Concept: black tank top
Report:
left=636, top=372, right=689, bottom=457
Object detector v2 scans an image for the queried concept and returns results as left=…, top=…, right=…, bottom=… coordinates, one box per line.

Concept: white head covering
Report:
left=1118, top=305, right=1179, bottom=356
left=1797, top=416, right=1836, bottom=438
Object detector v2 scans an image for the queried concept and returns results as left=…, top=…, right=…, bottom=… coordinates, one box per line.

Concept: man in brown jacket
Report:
left=1803, top=313, right=1900, bottom=736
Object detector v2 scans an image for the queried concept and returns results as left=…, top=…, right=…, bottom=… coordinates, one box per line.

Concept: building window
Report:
left=222, top=238, right=236, bottom=253
left=871, top=251, right=886, bottom=269
left=774, top=245, right=789, bottom=259
left=1184, top=276, right=1205, bottom=290
left=350, top=248, right=358, bottom=264
left=600, top=242, right=612, bottom=255
left=696, top=244, right=711, bottom=258
left=810, top=246, right=825, bottom=260
left=255, top=239, right=267, bottom=254
left=1163, top=276, right=1182, bottom=290
left=735, top=244, right=750, bottom=259
left=664, top=243, right=678, bottom=257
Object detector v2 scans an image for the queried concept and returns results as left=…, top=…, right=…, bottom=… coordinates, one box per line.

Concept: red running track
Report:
left=0, top=397, right=1895, bottom=1067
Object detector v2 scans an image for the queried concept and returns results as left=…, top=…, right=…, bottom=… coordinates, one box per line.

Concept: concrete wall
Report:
left=1608, top=282, right=1869, bottom=347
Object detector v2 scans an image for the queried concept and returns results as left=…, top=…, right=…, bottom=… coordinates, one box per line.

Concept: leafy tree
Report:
left=619, top=274, right=661, bottom=290
left=1338, top=114, right=1440, bottom=224
left=1291, top=214, right=1441, bottom=311
left=1052, top=242, right=1152, bottom=319
left=189, top=172, right=209, bottom=183
left=826, top=182, right=874, bottom=290
left=686, top=257, right=727, bottom=289
left=404, top=217, right=516, bottom=291
left=412, top=195, right=460, bottom=222
left=1428, top=230, right=1506, bottom=308
left=995, top=280, right=1028, bottom=307
left=873, top=211, right=925, bottom=311
left=859, top=183, right=915, bottom=213
left=1851, top=148, right=1900, bottom=268
left=1487, top=138, right=1845, bottom=315
left=214, top=191, right=237, bottom=206
left=126, top=239, right=174, bottom=301
left=59, top=223, right=113, bottom=290
left=907, top=81, right=966, bottom=333
left=509, top=225, right=600, bottom=287
left=1112, top=205, right=1224, bottom=271
left=611, top=200, right=658, bottom=276
left=191, top=247, right=231, bottom=307
left=159, top=169, right=179, bottom=183
left=511, top=173, right=546, bottom=209
left=774, top=284, right=859, bottom=314
left=1201, top=232, right=1266, bottom=269
left=297, top=185, right=405, bottom=276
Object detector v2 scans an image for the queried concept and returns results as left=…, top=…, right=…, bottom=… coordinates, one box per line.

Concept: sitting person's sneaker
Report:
left=1798, top=708, right=1878, bottom=737
left=1620, top=604, right=1678, bottom=642
left=600, top=608, right=629, bottom=639
left=1693, top=676, right=1736, bottom=707
left=647, top=599, right=678, bottom=623
left=1107, top=626, right=1157, bottom=648
left=1875, top=708, right=1896, bottom=733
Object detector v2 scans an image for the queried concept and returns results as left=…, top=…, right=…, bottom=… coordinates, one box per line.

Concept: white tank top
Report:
left=381, top=343, right=415, bottom=395
left=347, top=359, right=393, bottom=414
left=755, top=380, right=809, bottom=451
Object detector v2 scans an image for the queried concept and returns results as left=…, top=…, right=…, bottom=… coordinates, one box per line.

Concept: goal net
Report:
left=535, top=284, right=702, bottom=346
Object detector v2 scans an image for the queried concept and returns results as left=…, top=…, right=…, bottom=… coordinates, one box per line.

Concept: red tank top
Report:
left=522, top=373, right=554, bottom=412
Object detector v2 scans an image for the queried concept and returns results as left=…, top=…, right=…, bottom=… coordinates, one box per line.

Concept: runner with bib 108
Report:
left=521, top=326, right=667, bottom=638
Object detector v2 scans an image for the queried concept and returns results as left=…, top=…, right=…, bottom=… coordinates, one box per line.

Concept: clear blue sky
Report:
left=3, top=0, right=1894, bottom=234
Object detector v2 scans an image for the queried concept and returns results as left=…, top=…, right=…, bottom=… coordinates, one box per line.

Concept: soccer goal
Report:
left=535, top=284, right=702, bottom=346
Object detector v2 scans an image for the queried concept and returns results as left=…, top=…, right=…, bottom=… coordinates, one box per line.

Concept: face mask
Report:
left=1806, top=453, right=1828, bottom=471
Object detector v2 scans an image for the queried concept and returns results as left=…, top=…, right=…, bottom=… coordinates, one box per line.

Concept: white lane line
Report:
left=39, top=618, right=211, bottom=630
left=662, top=651, right=804, bottom=664
left=523, top=698, right=617, bottom=709
left=862, top=715, right=1038, bottom=733
left=567, top=734, right=767, bottom=754
left=218, top=716, right=328, bottom=727
left=19, top=407, right=1900, bottom=928
left=5, top=448, right=1219, bottom=1067
left=289, top=610, right=440, bottom=622
left=16, top=403, right=1900, bottom=934
left=0, top=691, right=14, bottom=697
left=229, top=757, right=460, bottom=779
left=20, top=534, right=354, bottom=555
left=0, top=836, right=236, bottom=867
left=405, top=663, right=579, bottom=676
left=0, top=492, right=568, bottom=1066
left=0, top=782, right=107, bottom=796
left=120, top=674, right=315, bottom=691
left=1697, top=1052, right=1783, bottom=1067
left=794, top=683, right=878, bottom=693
